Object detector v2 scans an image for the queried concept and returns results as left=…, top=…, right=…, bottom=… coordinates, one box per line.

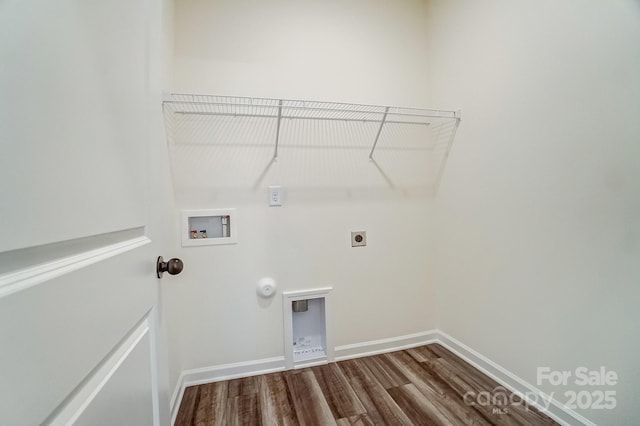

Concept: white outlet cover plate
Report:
left=268, top=186, right=283, bottom=206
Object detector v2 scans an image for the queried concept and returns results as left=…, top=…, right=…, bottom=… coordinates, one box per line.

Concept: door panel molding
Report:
left=0, top=234, right=150, bottom=299
left=44, top=313, right=155, bottom=425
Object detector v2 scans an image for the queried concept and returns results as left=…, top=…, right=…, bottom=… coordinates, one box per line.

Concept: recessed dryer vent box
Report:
left=283, top=287, right=333, bottom=369
left=181, top=209, right=237, bottom=247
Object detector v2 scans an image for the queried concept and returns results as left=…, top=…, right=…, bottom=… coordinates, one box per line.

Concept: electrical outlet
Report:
left=268, top=186, right=283, bottom=206
left=351, top=231, right=366, bottom=247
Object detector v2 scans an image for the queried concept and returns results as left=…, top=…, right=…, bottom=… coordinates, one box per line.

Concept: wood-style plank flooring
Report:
left=175, top=344, right=557, bottom=425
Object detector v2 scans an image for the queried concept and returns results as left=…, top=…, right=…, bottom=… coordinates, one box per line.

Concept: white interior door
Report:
left=0, top=0, right=173, bottom=424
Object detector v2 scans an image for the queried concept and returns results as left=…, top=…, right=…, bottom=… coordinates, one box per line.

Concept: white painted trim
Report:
left=436, top=331, right=596, bottom=426
left=170, top=356, right=286, bottom=425
left=168, top=329, right=595, bottom=426
left=47, top=317, right=151, bottom=425
left=292, top=358, right=329, bottom=369
left=0, top=236, right=151, bottom=299
left=147, top=309, right=161, bottom=426
left=169, top=372, right=186, bottom=426
left=334, top=330, right=439, bottom=361
left=282, top=287, right=333, bottom=298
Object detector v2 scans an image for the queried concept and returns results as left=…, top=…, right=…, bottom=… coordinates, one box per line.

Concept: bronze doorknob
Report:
left=156, top=256, right=184, bottom=278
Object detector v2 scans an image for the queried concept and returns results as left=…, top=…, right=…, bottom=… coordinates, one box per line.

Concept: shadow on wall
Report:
left=163, top=94, right=460, bottom=201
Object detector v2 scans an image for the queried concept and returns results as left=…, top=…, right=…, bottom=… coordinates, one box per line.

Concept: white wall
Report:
left=426, top=1, right=640, bottom=424
left=173, top=0, right=430, bottom=106
left=169, top=0, right=438, bottom=375
left=169, top=1, right=640, bottom=423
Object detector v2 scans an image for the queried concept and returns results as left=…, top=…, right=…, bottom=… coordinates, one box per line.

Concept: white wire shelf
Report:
left=163, top=94, right=460, bottom=160
left=163, top=94, right=461, bottom=191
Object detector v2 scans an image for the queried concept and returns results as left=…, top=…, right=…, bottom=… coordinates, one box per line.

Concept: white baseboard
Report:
left=170, top=331, right=594, bottom=426
left=334, top=330, right=439, bottom=361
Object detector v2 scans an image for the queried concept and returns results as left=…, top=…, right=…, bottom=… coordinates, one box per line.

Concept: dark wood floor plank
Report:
left=285, top=370, right=337, bottom=426
left=175, top=344, right=559, bottom=426
left=228, top=376, right=259, bottom=398
left=258, top=373, right=299, bottom=426
left=338, top=358, right=414, bottom=425
left=430, top=357, right=531, bottom=424
left=426, top=342, right=460, bottom=359
left=429, top=345, right=507, bottom=393
left=175, top=385, right=200, bottom=426
left=335, top=413, right=375, bottom=425
left=406, top=345, right=440, bottom=363
left=427, top=348, right=556, bottom=425
left=386, top=351, right=493, bottom=425
left=387, top=384, right=442, bottom=426
left=226, top=394, right=260, bottom=426
left=420, top=358, right=520, bottom=426
left=358, top=352, right=411, bottom=389
left=312, top=363, right=366, bottom=419
left=194, top=381, right=228, bottom=426
left=428, top=344, right=516, bottom=394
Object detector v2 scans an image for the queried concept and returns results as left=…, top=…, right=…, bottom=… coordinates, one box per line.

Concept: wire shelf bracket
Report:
left=369, top=106, right=390, bottom=160
left=273, top=99, right=283, bottom=160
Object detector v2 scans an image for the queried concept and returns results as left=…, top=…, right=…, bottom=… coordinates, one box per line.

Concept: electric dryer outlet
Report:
left=351, top=231, right=367, bottom=247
